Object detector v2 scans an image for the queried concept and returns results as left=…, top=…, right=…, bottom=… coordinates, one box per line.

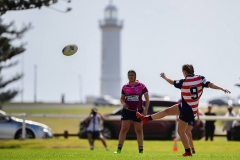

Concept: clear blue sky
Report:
left=2, top=0, right=240, bottom=105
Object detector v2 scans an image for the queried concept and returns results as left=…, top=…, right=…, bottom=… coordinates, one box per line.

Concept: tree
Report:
left=0, top=18, right=31, bottom=108
left=0, top=0, right=70, bottom=108
left=0, top=0, right=59, bottom=15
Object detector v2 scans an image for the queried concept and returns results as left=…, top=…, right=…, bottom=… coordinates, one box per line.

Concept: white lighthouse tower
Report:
left=99, top=2, right=123, bottom=98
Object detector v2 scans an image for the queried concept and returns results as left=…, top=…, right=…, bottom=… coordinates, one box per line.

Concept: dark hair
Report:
left=91, top=108, right=97, bottom=116
left=182, top=64, right=194, bottom=75
left=128, top=70, right=136, bottom=76
left=127, top=70, right=136, bottom=81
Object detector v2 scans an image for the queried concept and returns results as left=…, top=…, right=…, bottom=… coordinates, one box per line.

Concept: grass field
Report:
left=1, top=103, right=240, bottom=159
left=0, top=137, right=240, bottom=160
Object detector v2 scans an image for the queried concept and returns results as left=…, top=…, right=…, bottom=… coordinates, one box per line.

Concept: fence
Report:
left=1, top=113, right=240, bottom=139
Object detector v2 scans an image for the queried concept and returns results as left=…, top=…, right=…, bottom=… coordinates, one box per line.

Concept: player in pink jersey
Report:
left=114, top=70, right=150, bottom=154
left=136, top=64, right=230, bottom=157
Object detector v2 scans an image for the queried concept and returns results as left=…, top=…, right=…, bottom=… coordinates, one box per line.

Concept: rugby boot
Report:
left=114, top=149, right=121, bottom=154
left=182, top=152, right=192, bottom=157
left=136, top=112, right=150, bottom=124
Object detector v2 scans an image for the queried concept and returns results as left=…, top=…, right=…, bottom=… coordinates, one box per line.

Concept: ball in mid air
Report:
left=62, top=44, right=78, bottom=56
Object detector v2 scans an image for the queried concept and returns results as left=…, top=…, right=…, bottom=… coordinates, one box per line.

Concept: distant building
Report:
left=99, top=2, right=123, bottom=98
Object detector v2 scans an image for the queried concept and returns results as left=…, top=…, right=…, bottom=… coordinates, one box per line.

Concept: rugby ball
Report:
left=62, top=44, right=78, bottom=56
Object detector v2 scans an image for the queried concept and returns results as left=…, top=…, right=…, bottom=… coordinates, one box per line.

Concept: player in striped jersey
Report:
left=136, top=64, right=231, bottom=157
left=176, top=99, right=201, bottom=154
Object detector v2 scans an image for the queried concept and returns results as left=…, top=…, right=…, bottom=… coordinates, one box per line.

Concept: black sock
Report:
left=185, top=148, right=191, bottom=153
left=117, top=144, right=122, bottom=150
left=191, top=148, right=195, bottom=152
left=139, top=146, right=143, bottom=153
left=149, top=116, right=153, bottom=120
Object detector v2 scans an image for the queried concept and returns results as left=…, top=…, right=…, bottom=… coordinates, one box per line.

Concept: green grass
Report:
left=0, top=137, right=240, bottom=160
left=2, top=104, right=119, bottom=114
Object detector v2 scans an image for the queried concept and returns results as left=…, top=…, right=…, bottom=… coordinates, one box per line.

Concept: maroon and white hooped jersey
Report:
left=121, top=80, right=148, bottom=111
left=174, top=75, right=210, bottom=116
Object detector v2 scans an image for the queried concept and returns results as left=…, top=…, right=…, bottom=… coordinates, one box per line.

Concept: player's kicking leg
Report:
left=136, top=104, right=180, bottom=123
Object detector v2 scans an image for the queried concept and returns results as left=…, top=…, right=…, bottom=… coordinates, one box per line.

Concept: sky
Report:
left=1, top=0, right=240, bottom=105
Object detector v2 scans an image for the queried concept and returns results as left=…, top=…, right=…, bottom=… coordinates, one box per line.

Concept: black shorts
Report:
left=178, top=104, right=195, bottom=126
left=121, top=108, right=143, bottom=122
left=87, top=131, right=102, bottom=139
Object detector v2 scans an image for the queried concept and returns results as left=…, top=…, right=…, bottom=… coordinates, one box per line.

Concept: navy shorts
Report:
left=87, top=131, right=102, bottom=139
left=178, top=104, right=195, bottom=126
left=121, top=108, right=143, bottom=122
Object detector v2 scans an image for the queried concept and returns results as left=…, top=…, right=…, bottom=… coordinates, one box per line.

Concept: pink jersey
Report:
left=121, top=80, right=148, bottom=111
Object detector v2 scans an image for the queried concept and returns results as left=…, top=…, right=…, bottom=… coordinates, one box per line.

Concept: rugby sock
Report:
left=185, top=148, right=191, bottom=153
left=117, top=144, right=123, bottom=150
left=191, top=148, right=195, bottom=153
left=149, top=116, right=153, bottom=120
left=139, top=146, right=143, bottom=153
left=90, top=145, right=94, bottom=150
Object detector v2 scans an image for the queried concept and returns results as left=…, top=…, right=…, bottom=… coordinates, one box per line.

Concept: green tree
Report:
left=0, top=0, right=70, bottom=108
left=0, top=18, right=31, bottom=108
left=0, top=0, right=59, bottom=15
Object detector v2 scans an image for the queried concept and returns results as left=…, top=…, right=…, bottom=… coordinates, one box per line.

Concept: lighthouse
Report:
left=99, top=2, right=123, bottom=98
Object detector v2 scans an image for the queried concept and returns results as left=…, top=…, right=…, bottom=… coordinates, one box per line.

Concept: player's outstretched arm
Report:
left=160, top=73, right=174, bottom=85
left=208, top=83, right=231, bottom=94
left=98, top=112, right=105, bottom=121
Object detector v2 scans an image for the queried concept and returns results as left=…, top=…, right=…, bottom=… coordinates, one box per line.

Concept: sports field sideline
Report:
left=2, top=103, right=237, bottom=134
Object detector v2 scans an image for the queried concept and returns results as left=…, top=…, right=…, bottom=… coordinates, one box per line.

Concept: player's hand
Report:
left=122, top=103, right=128, bottom=109
left=160, top=73, right=166, bottom=79
left=222, top=88, right=231, bottom=94
left=196, top=119, right=200, bottom=126
left=176, top=116, right=179, bottom=121
left=142, top=110, right=147, bottom=116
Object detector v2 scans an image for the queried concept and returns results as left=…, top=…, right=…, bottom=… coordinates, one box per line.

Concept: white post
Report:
left=22, top=113, right=26, bottom=139
left=21, top=54, right=24, bottom=103
left=34, top=65, right=37, bottom=103
left=79, top=75, right=82, bottom=103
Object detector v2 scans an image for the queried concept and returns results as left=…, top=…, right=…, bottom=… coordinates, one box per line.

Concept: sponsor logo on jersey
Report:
left=126, top=95, right=139, bottom=101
